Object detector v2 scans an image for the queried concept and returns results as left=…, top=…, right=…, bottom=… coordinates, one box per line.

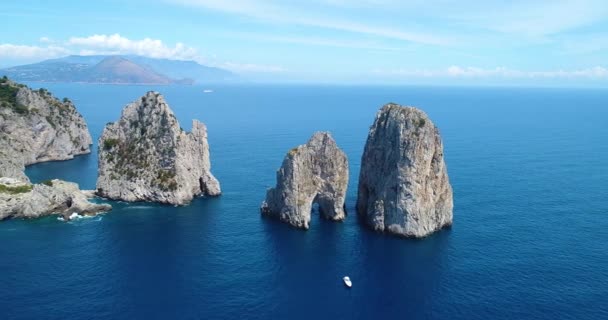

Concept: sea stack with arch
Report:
left=357, top=103, right=453, bottom=238
left=261, top=132, right=349, bottom=229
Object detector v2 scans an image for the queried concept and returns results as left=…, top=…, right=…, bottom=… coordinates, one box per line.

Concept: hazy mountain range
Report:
left=0, top=55, right=236, bottom=85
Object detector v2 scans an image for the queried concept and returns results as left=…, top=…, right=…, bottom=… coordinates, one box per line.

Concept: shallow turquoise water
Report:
left=1, top=84, right=607, bottom=319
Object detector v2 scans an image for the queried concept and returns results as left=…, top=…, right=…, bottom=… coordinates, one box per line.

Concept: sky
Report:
left=1, top=0, right=607, bottom=86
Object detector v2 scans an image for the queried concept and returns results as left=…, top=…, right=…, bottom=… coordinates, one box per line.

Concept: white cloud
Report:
left=0, top=34, right=200, bottom=63
left=374, top=66, right=608, bottom=79
left=66, top=34, right=286, bottom=73
left=0, top=44, right=68, bottom=59
left=67, top=34, right=199, bottom=60
left=0, top=34, right=286, bottom=75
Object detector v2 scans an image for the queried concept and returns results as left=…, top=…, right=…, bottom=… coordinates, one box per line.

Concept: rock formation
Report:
left=0, top=77, right=92, bottom=182
left=356, top=103, right=453, bottom=238
left=0, top=153, right=28, bottom=182
left=0, top=178, right=111, bottom=221
left=0, top=77, right=109, bottom=221
left=96, top=91, right=220, bottom=204
left=261, top=132, right=349, bottom=229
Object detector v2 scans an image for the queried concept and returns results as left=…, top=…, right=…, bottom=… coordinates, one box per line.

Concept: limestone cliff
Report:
left=0, top=178, right=111, bottom=221
left=0, top=78, right=108, bottom=221
left=0, top=77, right=92, bottom=182
left=96, top=91, right=221, bottom=204
left=261, top=132, right=349, bottom=229
left=0, top=155, right=27, bottom=182
left=356, top=103, right=453, bottom=238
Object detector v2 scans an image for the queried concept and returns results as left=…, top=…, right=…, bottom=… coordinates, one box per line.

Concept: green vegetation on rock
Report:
left=416, top=118, right=426, bottom=128
left=0, top=81, right=26, bottom=113
left=0, top=184, right=33, bottom=194
left=156, top=169, right=178, bottom=191
left=103, top=138, right=120, bottom=150
left=0, top=77, right=35, bottom=115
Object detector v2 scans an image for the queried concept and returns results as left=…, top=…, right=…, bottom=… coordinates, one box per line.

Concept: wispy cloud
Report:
left=168, top=0, right=608, bottom=52
left=320, top=0, right=608, bottom=37
left=168, top=0, right=452, bottom=45
left=560, top=33, right=608, bottom=55
left=484, top=0, right=608, bottom=37
left=219, top=31, right=407, bottom=51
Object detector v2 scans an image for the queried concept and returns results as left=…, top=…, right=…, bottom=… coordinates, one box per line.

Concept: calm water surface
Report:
left=1, top=84, right=607, bottom=319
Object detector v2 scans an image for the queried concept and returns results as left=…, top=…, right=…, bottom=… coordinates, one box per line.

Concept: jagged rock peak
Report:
left=356, top=103, right=453, bottom=238
left=261, top=131, right=349, bottom=229
left=0, top=77, right=92, bottom=182
left=96, top=91, right=221, bottom=205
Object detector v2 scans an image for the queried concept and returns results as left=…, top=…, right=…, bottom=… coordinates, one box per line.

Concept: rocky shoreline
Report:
left=0, top=178, right=111, bottom=221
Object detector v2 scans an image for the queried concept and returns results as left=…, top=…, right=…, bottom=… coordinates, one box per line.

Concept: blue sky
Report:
left=1, top=0, right=608, bottom=85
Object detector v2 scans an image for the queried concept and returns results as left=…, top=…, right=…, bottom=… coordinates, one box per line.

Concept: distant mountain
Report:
left=0, top=55, right=236, bottom=85
left=126, top=56, right=235, bottom=84
left=87, top=56, right=173, bottom=84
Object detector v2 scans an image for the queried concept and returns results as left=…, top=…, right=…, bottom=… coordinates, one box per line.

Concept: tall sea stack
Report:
left=357, top=103, right=453, bottom=238
left=261, top=132, right=349, bottom=229
left=96, top=91, right=220, bottom=205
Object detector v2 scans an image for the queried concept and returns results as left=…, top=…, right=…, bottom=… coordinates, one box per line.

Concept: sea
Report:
left=1, top=84, right=607, bottom=320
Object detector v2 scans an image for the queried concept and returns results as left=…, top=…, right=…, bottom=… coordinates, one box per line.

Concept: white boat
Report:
left=203, top=89, right=213, bottom=93
left=343, top=276, right=352, bottom=288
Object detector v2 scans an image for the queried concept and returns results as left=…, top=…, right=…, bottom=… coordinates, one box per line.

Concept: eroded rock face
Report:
left=0, top=178, right=111, bottom=221
left=0, top=156, right=27, bottom=183
left=96, top=91, right=221, bottom=205
left=0, top=78, right=109, bottom=221
left=0, top=78, right=92, bottom=183
left=356, top=104, right=453, bottom=238
left=261, top=132, right=349, bottom=229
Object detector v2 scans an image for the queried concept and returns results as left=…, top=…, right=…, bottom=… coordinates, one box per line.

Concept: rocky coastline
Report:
left=0, top=77, right=110, bottom=220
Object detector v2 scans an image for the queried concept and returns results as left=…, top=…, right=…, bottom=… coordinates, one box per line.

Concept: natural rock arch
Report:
left=261, top=132, right=349, bottom=229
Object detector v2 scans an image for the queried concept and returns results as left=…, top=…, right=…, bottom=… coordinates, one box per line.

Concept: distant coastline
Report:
left=0, top=55, right=237, bottom=85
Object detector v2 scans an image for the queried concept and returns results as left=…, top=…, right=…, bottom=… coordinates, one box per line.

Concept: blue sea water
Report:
left=1, top=84, right=607, bottom=320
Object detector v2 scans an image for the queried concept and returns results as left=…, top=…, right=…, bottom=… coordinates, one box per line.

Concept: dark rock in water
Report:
left=261, top=132, right=349, bottom=229
left=357, top=103, right=453, bottom=238
left=96, top=91, right=220, bottom=205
